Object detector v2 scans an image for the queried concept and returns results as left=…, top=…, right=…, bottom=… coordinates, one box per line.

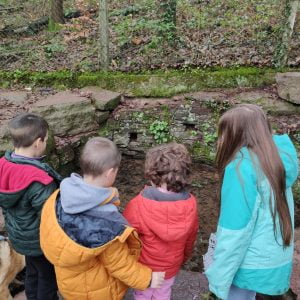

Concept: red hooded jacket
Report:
left=123, top=187, right=199, bottom=279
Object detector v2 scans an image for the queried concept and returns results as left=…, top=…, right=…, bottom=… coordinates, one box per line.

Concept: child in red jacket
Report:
left=123, top=142, right=199, bottom=300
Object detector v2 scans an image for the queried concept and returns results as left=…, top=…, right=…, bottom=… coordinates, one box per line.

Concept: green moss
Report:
left=0, top=70, right=76, bottom=87
left=1, top=67, right=299, bottom=97
left=45, top=130, right=56, bottom=154
left=190, top=140, right=216, bottom=163
left=45, top=153, right=60, bottom=170
left=77, top=74, right=100, bottom=87
left=0, top=81, right=10, bottom=88
left=53, top=84, right=67, bottom=91
left=98, top=126, right=110, bottom=137
left=98, top=121, right=115, bottom=139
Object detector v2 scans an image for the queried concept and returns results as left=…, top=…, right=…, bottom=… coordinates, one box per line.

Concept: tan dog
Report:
left=0, top=236, right=25, bottom=300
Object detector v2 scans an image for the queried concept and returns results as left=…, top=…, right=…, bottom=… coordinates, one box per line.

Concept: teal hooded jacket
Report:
left=205, top=135, right=298, bottom=299
left=0, top=151, right=62, bottom=256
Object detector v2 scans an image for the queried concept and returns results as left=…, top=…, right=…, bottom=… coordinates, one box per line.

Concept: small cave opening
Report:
left=184, top=123, right=196, bottom=131
left=129, top=132, right=138, bottom=142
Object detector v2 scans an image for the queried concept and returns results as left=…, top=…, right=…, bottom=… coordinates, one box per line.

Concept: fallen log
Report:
left=0, top=6, right=23, bottom=13
left=0, top=9, right=83, bottom=37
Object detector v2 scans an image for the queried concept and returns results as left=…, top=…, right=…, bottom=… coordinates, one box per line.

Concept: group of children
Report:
left=0, top=103, right=298, bottom=300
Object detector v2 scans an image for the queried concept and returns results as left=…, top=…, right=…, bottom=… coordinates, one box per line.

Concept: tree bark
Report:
left=273, top=0, right=299, bottom=67
left=50, top=0, right=64, bottom=24
left=99, top=0, right=109, bottom=70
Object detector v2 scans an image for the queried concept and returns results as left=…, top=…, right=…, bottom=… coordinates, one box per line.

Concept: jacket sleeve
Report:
left=273, top=134, right=298, bottom=188
left=28, top=181, right=57, bottom=214
left=184, top=204, right=199, bottom=261
left=205, top=158, right=259, bottom=300
left=101, top=238, right=152, bottom=290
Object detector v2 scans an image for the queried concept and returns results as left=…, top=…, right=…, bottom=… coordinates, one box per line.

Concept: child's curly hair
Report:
left=145, top=143, right=191, bottom=193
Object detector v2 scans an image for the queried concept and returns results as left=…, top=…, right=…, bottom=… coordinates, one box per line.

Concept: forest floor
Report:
left=0, top=0, right=299, bottom=72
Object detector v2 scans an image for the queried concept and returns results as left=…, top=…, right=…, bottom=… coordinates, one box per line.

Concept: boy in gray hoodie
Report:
left=40, top=137, right=164, bottom=299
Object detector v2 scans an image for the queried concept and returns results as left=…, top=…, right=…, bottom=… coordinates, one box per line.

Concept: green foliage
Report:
left=190, top=140, right=215, bottom=163
left=149, top=120, right=172, bottom=144
left=114, top=16, right=177, bottom=48
left=190, top=130, right=198, bottom=137
left=201, top=121, right=218, bottom=146
left=110, top=5, right=141, bottom=17
left=204, top=99, right=231, bottom=115
left=178, top=0, right=281, bottom=33
left=159, top=0, right=177, bottom=41
left=132, top=111, right=146, bottom=122
left=188, top=119, right=219, bottom=162
left=44, top=43, right=66, bottom=58
left=47, top=19, right=62, bottom=32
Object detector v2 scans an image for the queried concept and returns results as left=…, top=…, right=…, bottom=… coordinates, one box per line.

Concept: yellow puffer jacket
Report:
left=40, top=190, right=151, bottom=300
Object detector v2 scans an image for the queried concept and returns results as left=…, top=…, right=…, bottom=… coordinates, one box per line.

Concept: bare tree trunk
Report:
left=50, top=0, right=64, bottom=24
left=99, top=0, right=109, bottom=70
left=273, top=0, right=299, bottom=67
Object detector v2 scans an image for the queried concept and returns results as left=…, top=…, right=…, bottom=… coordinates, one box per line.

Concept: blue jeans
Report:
left=227, top=285, right=256, bottom=300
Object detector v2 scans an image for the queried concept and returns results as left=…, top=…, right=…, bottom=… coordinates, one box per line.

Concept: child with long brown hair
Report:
left=205, top=104, right=298, bottom=300
left=124, top=143, right=199, bottom=300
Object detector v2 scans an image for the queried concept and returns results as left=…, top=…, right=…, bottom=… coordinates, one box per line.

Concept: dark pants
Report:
left=25, top=255, right=58, bottom=300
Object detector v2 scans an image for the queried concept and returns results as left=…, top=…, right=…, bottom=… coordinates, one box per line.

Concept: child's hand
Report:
left=150, top=272, right=165, bottom=288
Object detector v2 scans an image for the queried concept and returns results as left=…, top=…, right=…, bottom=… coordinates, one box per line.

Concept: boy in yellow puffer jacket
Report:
left=40, top=137, right=165, bottom=300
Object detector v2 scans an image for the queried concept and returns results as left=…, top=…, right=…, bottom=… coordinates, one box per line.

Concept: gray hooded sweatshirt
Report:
left=56, top=173, right=128, bottom=248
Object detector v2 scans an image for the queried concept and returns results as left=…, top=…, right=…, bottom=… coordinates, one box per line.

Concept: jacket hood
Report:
left=40, top=190, right=134, bottom=268
left=273, top=134, right=298, bottom=188
left=0, top=156, right=53, bottom=208
left=60, top=173, right=119, bottom=214
left=137, top=188, right=197, bottom=242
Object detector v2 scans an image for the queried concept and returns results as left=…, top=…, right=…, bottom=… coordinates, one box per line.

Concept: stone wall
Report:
left=0, top=81, right=299, bottom=183
left=0, top=81, right=299, bottom=222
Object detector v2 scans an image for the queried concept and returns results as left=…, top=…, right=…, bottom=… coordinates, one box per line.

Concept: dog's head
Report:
left=0, top=236, right=25, bottom=284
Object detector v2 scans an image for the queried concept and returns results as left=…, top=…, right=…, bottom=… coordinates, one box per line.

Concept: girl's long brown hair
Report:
left=216, top=104, right=292, bottom=247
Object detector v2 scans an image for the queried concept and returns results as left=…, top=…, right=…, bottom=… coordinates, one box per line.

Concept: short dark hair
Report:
left=80, top=137, right=121, bottom=176
left=145, top=143, right=191, bottom=192
left=8, top=113, right=49, bottom=148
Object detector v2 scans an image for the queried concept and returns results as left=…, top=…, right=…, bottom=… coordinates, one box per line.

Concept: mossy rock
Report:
left=0, top=67, right=285, bottom=98
left=46, top=153, right=60, bottom=170
left=234, top=91, right=300, bottom=116
left=56, top=145, right=75, bottom=166
left=45, top=130, right=55, bottom=155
